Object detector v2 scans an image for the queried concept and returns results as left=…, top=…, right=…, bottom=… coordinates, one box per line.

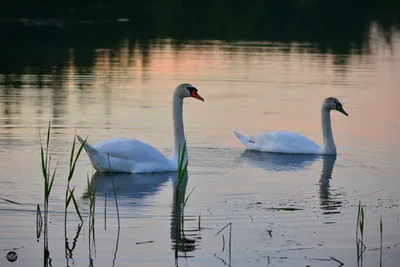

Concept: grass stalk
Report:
left=198, top=213, right=201, bottom=231
left=356, top=201, right=366, bottom=262
left=380, top=215, right=383, bottom=267
left=111, top=178, right=120, bottom=267
left=64, top=135, right=86, bottom=224
left=39, top=121, right=58, bottom=267
left=87, top=175, right=97, bottom=236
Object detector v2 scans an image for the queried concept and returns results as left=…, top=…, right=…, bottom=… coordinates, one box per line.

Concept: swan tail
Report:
left=76, top=135, right=135, bottom=173
left=234, top=131, right=250, bottom=146
left=76, top=135, right=99, bottom=156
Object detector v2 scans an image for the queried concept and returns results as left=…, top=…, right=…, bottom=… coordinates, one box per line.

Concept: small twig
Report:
left=222, top=235, right=225, bottom=252
left=330, top=256, right=344, bottom=266
left=104, top=193, right=107, bottom=231
left=136, top=241, right=154, bottom=245
left=215, top=222, right=232, bottom=236
left=0, top=197, right=22, bottom=205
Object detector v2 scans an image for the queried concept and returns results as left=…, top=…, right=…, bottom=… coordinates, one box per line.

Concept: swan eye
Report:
left=186, top=86, right=197, bottom=93
left=333, top=101, right=341, bottom=109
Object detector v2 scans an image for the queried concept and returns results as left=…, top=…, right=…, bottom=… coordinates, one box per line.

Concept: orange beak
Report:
left=191, top=91, right=204, bottom=102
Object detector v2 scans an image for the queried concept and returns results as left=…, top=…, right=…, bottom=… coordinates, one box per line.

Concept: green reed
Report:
left=39, top=122, right=59, bottom=267
left=380, top=215, right=383, bottom=267
left=87, top=175, right=97, bottom=235
left=40, top=122, right=58, bottom=219
left=64, top=134, right=86, bottom=224
left=176, top=141, right=195, bottom=229
left=356, top=201, right=366, bottom=261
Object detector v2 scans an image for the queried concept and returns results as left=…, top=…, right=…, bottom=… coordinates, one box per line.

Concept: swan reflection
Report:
left=85, top=171, right=173, bottom=205
left=319, top=154, right=342, bottom=214
left=238, top=150, right=319, bottom=172
left=84, top=170, right=201, bottom=263
left=237, top=151, right=342, bottom=213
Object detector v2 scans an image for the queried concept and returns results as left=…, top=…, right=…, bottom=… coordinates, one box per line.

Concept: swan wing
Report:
left=236, top=131, right=323, bottom=154
left=94, top=137, right=170, bottom=164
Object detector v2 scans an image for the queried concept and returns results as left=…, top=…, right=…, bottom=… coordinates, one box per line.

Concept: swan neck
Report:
left=321, top=108, right=336, bottom=154
left=172, top=95, right=187, bottom=161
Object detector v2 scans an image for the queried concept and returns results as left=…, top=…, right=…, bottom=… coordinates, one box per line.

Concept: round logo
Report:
left=6, top=251, right=18, bottom=263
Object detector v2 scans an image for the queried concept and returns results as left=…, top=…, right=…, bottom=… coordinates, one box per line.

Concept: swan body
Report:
left=77, top=83, right=204, bottom=173
left=234, top=131, right=324, bottom=154
left=234, top=97, right=348, bottom=155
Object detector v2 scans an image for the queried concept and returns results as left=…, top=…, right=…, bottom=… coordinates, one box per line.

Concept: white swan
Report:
left=77, top=83, right=204, bottom=173
left=234, top=97, right=348, bottom=155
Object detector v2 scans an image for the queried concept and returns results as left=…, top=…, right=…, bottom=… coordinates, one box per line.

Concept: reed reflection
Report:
left=84, top=170, right=201, bottom=265
left=170, top=171, right=201, bottom=265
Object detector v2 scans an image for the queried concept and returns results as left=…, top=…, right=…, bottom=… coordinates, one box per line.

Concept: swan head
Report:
left=323, top=97, right=348, bottom=116
left=174, top=83, right=204, bottom=101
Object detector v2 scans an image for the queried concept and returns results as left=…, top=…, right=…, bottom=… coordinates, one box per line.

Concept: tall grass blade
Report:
left=66, top=187, right=75, bottom=208
left=183, top=186, right=195, bottom=207
left=40, top=146, right=47, bottom=181
left=360, top=206, right=365, bottom=236
left=46, top=121, right=50, bottom=154
left=47, top=159, right=60, bottom=200
left=70, top=190, right=83, bottom=223
left=68, top=137, right=86, bottom=182
left=356, top=201, right=361, bottom=240
left=69, top=137, right=76, bottom=174
left=198, top=213, right=201, bottom=231
left=380, top=215, right=383, bottom=267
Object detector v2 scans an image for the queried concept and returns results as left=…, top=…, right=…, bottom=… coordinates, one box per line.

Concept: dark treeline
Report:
left=0, top=0, right=399, bottom=21
left=0, top=0, right=399, bottom=123
left=0, top=0, right=399, bottom=77
left=1, top=0, right=399, bottom=43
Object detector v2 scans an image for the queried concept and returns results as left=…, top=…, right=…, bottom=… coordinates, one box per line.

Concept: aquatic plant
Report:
left=87, top=175, right=97, bottom=235
left=64, top=134, right=86, bottom=224
left=356, top=201, right=366, bottom=262
left=40, top=122, right=58, bottom=223
left=39, top=122, right=59, bottom=267
left=176, top=141, right=195, bottom=230
left=380, top=215, right=383, bottom=267
left=111, top=177, right=120, bottom=267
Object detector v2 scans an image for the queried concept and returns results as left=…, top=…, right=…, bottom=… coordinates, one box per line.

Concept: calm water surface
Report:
left=1, top=23, right=400, bottom=267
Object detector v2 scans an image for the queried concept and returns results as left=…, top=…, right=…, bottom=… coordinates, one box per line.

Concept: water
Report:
left=1, top=15, right=400, bottom=267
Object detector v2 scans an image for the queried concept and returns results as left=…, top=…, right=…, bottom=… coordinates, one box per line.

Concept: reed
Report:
left=39, top=122, right=58, bottom=267
left=39, top=122, right=58, bottom=221
left=380, top=215, right=383, bottom=267
left=176, top=141, right=194, bottom=233
left=64, top=134, right=86, bottom=224
left=87, top=175, right=97, bottom=235
left=356, top=201, right=366, bottom=262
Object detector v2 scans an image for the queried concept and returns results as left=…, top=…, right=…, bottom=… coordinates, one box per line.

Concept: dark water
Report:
left=1, top=3, right=400, bottom=267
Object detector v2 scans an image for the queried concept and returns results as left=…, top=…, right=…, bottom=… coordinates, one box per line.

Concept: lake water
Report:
left=1, top=20, right=400, bottom=267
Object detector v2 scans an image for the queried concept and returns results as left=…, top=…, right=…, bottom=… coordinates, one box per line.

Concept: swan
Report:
left=77, top=83, right=204, bottom=173
left=234, top=97, right=348, bottom=155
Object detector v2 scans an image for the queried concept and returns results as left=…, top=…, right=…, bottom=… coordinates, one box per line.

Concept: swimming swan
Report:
left=234, top=97, right=348, bottom=155
left=77, top=83, right=204, bottom=173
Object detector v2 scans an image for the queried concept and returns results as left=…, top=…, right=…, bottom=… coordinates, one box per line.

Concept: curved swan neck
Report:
left=321, top=107, right=336, bottom=154
left=172, top=94, right=187, bottom=161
